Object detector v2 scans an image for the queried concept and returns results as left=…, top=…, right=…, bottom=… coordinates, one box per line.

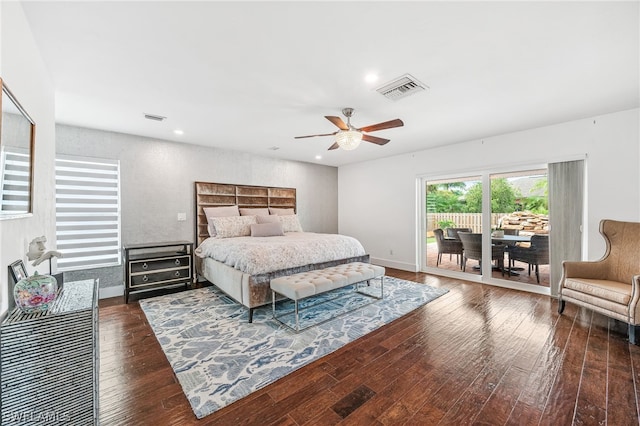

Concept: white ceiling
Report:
left=20, top=1, right=640, bottom=167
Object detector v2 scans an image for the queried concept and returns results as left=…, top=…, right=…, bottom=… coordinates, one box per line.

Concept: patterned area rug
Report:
left=139, top=276, right=448, bottom=419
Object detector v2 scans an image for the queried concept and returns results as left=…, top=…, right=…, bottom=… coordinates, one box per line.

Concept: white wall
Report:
left=338, top=108, right=640, bottom=271
left=0, top=2, right=56, bottom=316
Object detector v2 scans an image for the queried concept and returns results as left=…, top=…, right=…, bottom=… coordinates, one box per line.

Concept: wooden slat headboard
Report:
left=194, top=182, right=296, bottom=247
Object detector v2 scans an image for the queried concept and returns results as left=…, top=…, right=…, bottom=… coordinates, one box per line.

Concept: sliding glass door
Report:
left=489, top=169, right=549, bottom=286
left=424, top=176, right=483, bottom=278
left=421, top=164, right=565, bottom=292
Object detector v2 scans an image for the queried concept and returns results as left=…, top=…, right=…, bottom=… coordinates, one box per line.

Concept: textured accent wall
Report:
left=55, top=124, right=338, bottom=292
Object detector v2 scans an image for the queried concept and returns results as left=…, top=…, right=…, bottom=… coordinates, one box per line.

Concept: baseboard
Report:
left=99, top=284, right=124, bottom=299
left=484, top=278, right=551, bottom=296
left=420, top=267, right=552, bottom=296
left=370, top=257, right=418, bottom=272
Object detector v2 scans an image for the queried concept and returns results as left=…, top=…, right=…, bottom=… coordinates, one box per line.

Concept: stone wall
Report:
left=499, top=211, right=549, bottom=234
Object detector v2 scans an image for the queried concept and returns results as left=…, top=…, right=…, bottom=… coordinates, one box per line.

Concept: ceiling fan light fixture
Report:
left=335, top=130, right=362, bottom=151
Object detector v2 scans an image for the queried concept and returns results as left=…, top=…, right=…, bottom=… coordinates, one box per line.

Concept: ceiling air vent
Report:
left=376, top=74, right=428, bottom=101
left=144, top=113, right=166, bottom=122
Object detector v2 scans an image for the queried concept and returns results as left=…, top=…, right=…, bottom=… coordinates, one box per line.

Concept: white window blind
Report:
left=55, top=156, right=121, bottom=271
left=0, top=148, right=31, bottom=213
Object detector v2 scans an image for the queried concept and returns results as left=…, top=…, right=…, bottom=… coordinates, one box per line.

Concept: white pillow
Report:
left=239, top=207, right=269, bottom=216
left=279, top=214, right=303, bottom=233
left=256, top=215, right=280, bottom=224
left=250, top=222, right=285, bottom=237
left=204, top=205, right=239, bottom=217
left=209, top=216, right=257, bottom=238
left=204, top=205, right=240, bottom=237
left=269, top=207, right=295, bottom=216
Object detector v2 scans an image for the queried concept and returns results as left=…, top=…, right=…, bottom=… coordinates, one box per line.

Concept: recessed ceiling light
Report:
left=315, top=155, right=322, bottom=160
left=365, top=73, right=379, bottom=83
left=173, top=129, right=184, bottom=135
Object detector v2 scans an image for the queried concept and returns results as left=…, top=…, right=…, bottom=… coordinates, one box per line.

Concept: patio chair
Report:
left=558, top=220, right=640, bottom=344
left=445, top=227, right=472, bottom=240
left=507, top=234, right=549, bottom=283
left=433, top=228, right=463, bottom=268
left=458, top=232, right=505, bottom=276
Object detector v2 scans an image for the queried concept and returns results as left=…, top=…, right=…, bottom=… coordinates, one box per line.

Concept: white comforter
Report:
left=195, top=232, right=366, bottom=275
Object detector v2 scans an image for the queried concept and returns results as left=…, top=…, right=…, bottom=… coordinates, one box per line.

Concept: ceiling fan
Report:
left=295, top=108, right=404, bottom=151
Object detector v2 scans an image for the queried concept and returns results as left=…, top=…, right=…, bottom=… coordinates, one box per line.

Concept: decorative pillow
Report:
left=269, top=207, right=295, bottom=216
left=239, top=207, right=270, bottom=216
left=204, top=205, right=240, bottom=236
left=256, top=215, right=280, bottom=224
left=203, top=205, right=240, bottom=217
left=209, top=216, right=257, bottom=238
left=279, top=214, right=303, bottom=233
left=250, top=222, right=285, bottom=237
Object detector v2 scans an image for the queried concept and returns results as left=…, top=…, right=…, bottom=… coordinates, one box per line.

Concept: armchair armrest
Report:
left=629, top=275, right=640, bottom=324
left=562, top=260, right=609, bottom=280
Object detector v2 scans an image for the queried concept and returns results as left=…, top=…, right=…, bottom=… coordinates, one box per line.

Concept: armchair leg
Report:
left=558, top=300, right=565, bottom=314
left=629, top=324, right=640, bottom=345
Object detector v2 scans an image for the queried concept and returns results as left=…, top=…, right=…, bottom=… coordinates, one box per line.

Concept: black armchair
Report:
left=445, top=227, right=473, bottom=240
left=458, top=232, right=506, bottom=275
left=433, top=228, right=463, bottom=268
left=507, top=234, right=549, bottom=283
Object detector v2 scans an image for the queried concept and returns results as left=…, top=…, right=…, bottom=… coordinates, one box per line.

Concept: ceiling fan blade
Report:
left=362, top=134, right=390, bottom=145
left=325, top=116, right=349, bottom=130
left=294, top=132, right=337, bottom=139
left=359, top=119, right=404, bottom=133
left=328, top=142, right=340, bottom=150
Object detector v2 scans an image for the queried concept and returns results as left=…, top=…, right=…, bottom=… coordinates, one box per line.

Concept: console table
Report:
left=0, top=279, right=99, bottom=425
left=123, top=241, right=194, bottom=303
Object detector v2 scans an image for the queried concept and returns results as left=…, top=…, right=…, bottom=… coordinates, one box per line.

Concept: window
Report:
left=55, top=156, right=121, bottom=271
left=0, top=148, right=31, bottom=214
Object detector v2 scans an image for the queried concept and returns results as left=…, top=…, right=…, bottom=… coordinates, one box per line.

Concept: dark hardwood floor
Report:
left=98, top=269, right=640, bottom=425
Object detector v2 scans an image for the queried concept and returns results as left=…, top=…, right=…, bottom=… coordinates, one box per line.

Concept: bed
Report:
left=194, top=182, right=370, bottom=321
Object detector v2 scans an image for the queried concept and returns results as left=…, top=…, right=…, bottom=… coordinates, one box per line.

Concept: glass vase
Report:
left=13, top=272, right=58, bottom=313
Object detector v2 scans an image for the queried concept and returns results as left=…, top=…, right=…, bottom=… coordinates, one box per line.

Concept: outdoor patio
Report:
left=426, top=242, right=550, bottom=287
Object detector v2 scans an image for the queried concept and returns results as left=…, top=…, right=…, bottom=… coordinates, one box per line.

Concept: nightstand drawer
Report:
left=130, top=255, right=191, bottom=273
left=130, top=267, right=191, bottom=287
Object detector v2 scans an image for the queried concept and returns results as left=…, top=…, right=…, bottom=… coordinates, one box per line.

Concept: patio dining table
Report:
left=492, top=234, right=532, bottom=274
left=491, top=234, right=532, bottom=245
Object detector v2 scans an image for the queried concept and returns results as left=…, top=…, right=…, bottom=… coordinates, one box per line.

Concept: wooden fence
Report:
left=428, top=213, right=509, bottom=233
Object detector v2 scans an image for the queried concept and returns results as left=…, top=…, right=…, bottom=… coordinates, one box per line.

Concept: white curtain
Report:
left=548, top=159, right=584, bottom=296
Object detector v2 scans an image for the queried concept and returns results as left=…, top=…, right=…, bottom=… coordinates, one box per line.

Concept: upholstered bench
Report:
left=270, top=262, right=385, bottom=331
